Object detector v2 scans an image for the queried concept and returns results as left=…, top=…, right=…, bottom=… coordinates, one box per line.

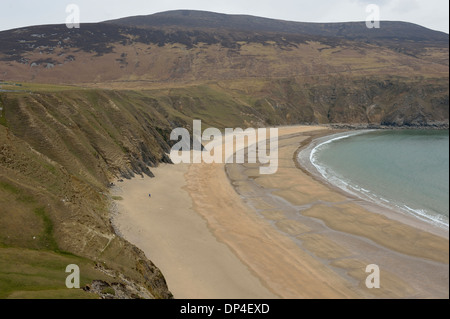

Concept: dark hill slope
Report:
left=106, top=10, right=449, bottom=59
left=0, top=10, right=447, bottom=84
left=107, top=10, right=449, bottom=44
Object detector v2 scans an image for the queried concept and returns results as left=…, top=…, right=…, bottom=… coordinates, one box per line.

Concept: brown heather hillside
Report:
left=0, top=10, right=448, bottom=84
left=0, top=23, right=448, bottom=84
left=0, top=10, right=448, bottom=298
left=0, top=11, right=447, bottom=127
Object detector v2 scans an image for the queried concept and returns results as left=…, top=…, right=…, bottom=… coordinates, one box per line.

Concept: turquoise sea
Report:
left=306, top=129, right=449, bottom=228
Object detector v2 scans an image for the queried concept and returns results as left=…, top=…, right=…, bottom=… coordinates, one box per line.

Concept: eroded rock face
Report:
left=84, top=280, right=147, bottom=299
left=84, top=257, right=173, bottom=299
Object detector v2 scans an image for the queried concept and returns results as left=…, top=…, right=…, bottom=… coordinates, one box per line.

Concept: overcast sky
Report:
left=0, top=0, right=448, bottom=33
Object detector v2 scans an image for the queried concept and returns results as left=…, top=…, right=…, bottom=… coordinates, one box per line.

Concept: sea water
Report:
left=307, top=129, right=449, bottom=228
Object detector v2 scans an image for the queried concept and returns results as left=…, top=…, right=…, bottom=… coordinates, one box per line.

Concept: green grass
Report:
left=33, top=207, right=58, bottom=251
left=6, top=288, right=97, bottom=299
left=0, top=180, right=59, bottom=251
left=0, top=82, right=84, bottom=93
left=0, top=181, right=20, bottom=195
left=0, top=247, right=107, bottom=299
left=17, top=193, right=37, bottom=204
left=101, top=287, right=116, bottom=296
left=111, top=196, right=123, bottom=201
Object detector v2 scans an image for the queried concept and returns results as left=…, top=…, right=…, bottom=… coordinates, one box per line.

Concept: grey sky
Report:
left=0, top=0, right=448, bottom=33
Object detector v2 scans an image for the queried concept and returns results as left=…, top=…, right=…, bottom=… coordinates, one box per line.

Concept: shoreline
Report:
left=327, top=123, right=450, bottom=130
left=296, top=130, right=449, bottom=238
left=111, top=125, right=449, bottom=299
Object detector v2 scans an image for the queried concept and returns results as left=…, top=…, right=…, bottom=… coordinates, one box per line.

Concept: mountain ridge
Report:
left=105, top=10, right=449, bottom=41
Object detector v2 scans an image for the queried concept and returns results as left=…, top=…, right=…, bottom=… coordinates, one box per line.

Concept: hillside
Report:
left=0, top=10, right=449, bottom=298
left=108, top=10, right=449, bottom=44
left=0, top=10, right=448, bottom=124
left=0, top=10, right=448, bottom=83
left=0, top=87, right=178, bottom=298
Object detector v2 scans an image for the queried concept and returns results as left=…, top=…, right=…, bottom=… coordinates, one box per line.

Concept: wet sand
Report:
left=112, top=126, right=449, bottom=298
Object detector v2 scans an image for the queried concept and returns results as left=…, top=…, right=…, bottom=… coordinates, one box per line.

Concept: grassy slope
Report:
left=0, top=90, right=176, bottom=298
left=0, top=248, right=106, bottom=299
left=2, top=40, right=447, bottom=85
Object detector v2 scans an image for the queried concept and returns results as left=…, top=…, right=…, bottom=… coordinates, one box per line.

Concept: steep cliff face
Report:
left=247, top=77, right=449, bottom=126
left=0, top=135, right=171, bottom=298
left=0, top=90, right=179, bottom=298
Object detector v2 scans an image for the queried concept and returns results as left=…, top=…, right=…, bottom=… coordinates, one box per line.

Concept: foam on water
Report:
left=301, top=130, right=449, bottom=229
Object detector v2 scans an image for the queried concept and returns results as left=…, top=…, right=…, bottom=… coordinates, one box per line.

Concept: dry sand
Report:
left=111, top=163, right=276, bottom=299
left=112, top=126, right=449, bottom=299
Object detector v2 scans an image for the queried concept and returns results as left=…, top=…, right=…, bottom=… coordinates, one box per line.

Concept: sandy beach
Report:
left=112, top=126, right=449, bottom=299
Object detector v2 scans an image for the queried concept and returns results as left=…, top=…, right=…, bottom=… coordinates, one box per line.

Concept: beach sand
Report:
left=111, top=162, right=276, bottom=299
left=112, top=126, right=449, bottom=298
